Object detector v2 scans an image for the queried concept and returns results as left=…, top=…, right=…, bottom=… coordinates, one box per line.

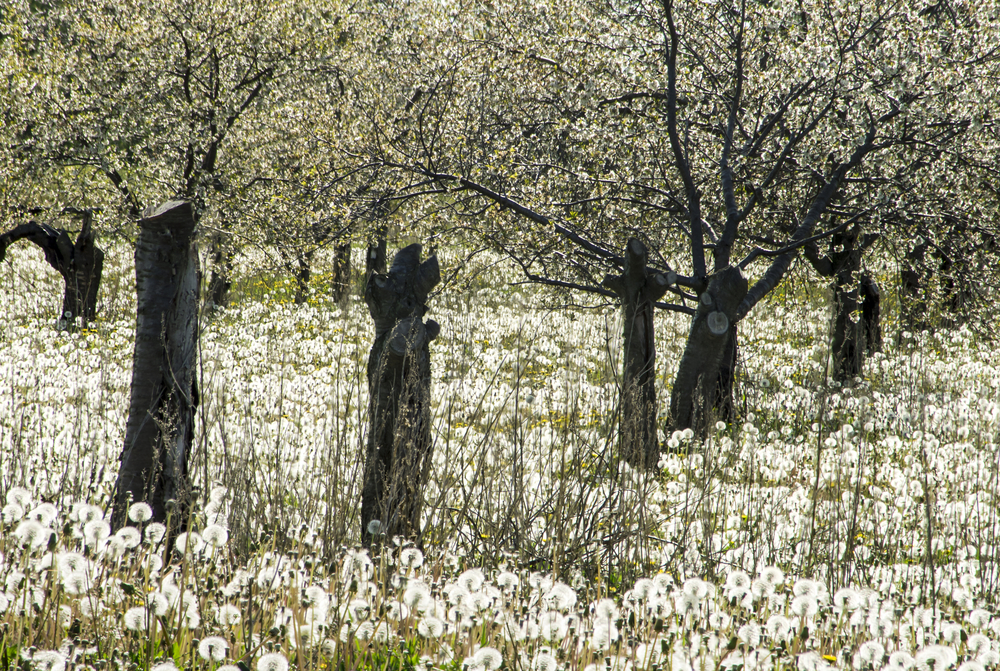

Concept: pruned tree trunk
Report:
left=0, top=211, right=104, bottom=326
left=332, top=242, right=351, bottom=303
left=602, top=238, right=670, bottom=468
left=112, top=201, right=200, bottom=531
left=362, top=243, right=440, bottom=546
left=669, top=265, right=748, bottom=434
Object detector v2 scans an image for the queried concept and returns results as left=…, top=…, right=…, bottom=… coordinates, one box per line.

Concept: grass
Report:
left=1, top=241, right=999, bottom=670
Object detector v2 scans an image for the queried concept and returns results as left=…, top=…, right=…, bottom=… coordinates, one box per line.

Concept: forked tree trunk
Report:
left=669, top=266, right=748, bottom=434
left=112, top=201, right=200, bottom=531
left=602, top=238, right=670, bottom=468
left=805, top=230, right=881, bottom=382
left=362, top=244, right=440, bottom=546
left=0, top=214, right=104, bottom=326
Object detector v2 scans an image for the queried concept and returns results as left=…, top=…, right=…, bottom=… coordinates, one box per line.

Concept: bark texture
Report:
left=362, top=243, right=440, bottom=546
left=113, top=201, right=200, bottom=531
left=602, top=238, right=670, bottom=468
left=0, top=213, right=104, bottom=325
left=332, top=242, right=351, bottom=302
left=669, top=265, right=748, bottom=433
left=805, top=229, right=881, bottom=382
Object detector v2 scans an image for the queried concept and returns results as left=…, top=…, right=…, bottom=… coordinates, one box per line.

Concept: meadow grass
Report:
left=1, top=242, right=998, bottom=670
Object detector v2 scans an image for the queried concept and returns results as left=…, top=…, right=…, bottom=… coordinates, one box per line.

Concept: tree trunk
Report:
left=362, top=244, right=440, bottom=546
left=332, top=242, right=351, bottom=303
left=669, top=265, right=748, bottom=434
left=860, top=274, right=881, bottom=354
left=0, top=213, right=104, bottom=327
left=366, top=225, right=388, bottom=279
left=714, top=324, right=738, bottom=422
left=207, top=234, right=233, bottom=308
left=112, top=201, right=200, bottom=531
left=601, top=238, right=670, bottom=468
left=293, top=251, right=313, bottom=305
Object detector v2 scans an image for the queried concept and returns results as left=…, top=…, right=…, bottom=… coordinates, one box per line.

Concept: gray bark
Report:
left=362, top=243, right=440, bottom=546
left=669, top=265, right=748, bottom=433
left=332, top=242, right=351, bottom=302
left=602, top=238, right=670, bottom=468
left=112, top=201, right=200, bottom=531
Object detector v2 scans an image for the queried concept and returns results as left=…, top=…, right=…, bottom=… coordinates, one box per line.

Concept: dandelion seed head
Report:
left=474, top=646, right=503, bottom=671
left=83, top=519, right=110, bottom=545
left=760, top=566, right=784, bottom=586
left=400, top=547, right=423, bottom=568
left=914, top=645, right=957, bottom=671
left=791, top=594, right=819, bottom=618
left=545, top=582, right=577, bottom=611
left=968, top=609, right=992, bottom=628
left=30, top=650, right=67, bottom=671
left=458, top=568, right=485, bottom=592
left=14, top=520, right=49, bottom=551
left=886, top=650, right=915, bottom=670
left=6, top=487, right=30, bottom=508
left=709, top=610, right=731, bottom=629
left=533, top=652, right=559, bottom=671
left=198, top=636, right=229, bottom=662
left=128, top=502, right=153, bottom=523
left=217, top=603, right=242, bottom=626
left=123, top=605, right=148, bottom=631
left=257, top=652, right=289, bottom=671
left=1, top=503, right=24, bottom=524
left=145, top=522, right=167, bottom=545
left=418, top=614, right=446, bottom=637
left=202, top=524, right=229, bottom=548
left=738, top=622, right=762, bottom=647
left=593, top=598, right=618, bottom=620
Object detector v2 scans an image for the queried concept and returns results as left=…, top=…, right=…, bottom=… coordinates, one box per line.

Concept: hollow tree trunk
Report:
left=362, top=244, right=440, bottom=546
left=669, top=266, right=748, bottom=434
left=0, top=214, right=104, bottom=326
left=332, top=242, right=351, bottom=303
left=112, top=201, right=200, bottom=531
left=601, top=238, right=670, bottom=469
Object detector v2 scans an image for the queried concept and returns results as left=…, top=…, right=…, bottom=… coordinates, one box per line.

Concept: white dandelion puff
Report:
left=853, top=640, right=885, bottom=669
left=885, top=651, right=915, bottom=671
left=914, top=645, right=957, bottom=671
left=1, top=503, right=24, bottom=524
left=27, top=650, right=65, bottom=671
left=14, top=520, right=49, bottom=551
left=474, top=647, right=503, bottom=671
left=497, top=571, right=519, bottom=591
left=151, top=662, right=178, bottom=671
left=83, top=519, right=110, bottom=545
left=760, top=566, right=784, bottom=587
left=199, top=636, right=229, bottom=662
left=144, top=522, right=167, bottom=545
left=202, top=524, right=229, bottom=548
left=532, top=652, right=559, bottom=671
left=400, top=547, right=423, bottom=568
left=5, top=487, right=30, bottom=507
left=738, top=622, right=762, bottom=647
left=458, top=568, right=485, bottom=592
left=123, top=606, right=149, bottom=631
left=115, top=526, right=141, bottom=549
left=257, top=652, right=289, bottom=671
left=128, top=503, right=153, bottom=523
left=545, top=582, right=577, bottom=611
left=791, top=594, right=819, bottom=618
left=418, top=616, right=445, bottom=638
left=217, top=603, right=242, bottom=626
left=957, top=662, right=985, bottom=671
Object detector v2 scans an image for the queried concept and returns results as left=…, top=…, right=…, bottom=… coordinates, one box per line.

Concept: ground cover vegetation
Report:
left=2, top=0, right=1000, bottom=668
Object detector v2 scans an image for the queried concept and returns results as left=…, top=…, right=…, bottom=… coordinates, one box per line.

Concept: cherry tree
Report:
left=356, top=0, right=998, bottom=463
